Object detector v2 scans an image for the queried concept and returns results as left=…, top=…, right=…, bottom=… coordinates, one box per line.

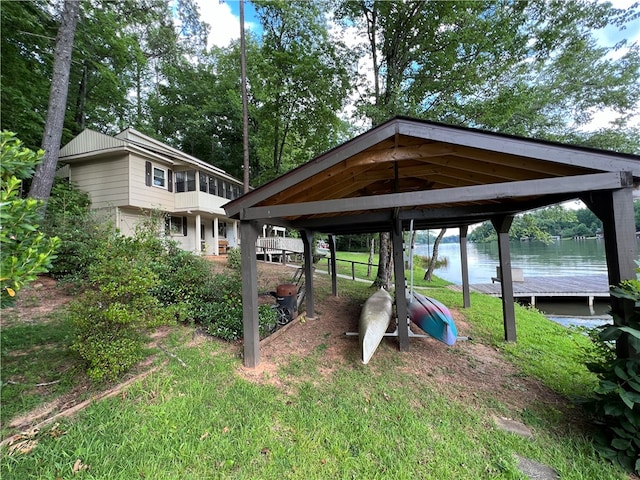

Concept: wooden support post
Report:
left=583, top=186, right=638, bottom=358
left=460, top=226, right=471, bottom=308
left=301, top=230, right=315, bottom=319
left=392, top=217, right=409, bottom=351
left=492, top=215, right=517, bottom=342
left=328, top=235, right=337, bottom=296
left=240, top=220, right=260, bottom=367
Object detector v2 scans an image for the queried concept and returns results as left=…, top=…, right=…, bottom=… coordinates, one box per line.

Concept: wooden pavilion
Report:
left=224, top=117, right=640, bottom=367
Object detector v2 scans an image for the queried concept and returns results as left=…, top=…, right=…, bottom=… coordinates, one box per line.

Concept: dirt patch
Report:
left=1, top=276, right=74, bottom=327
left=239, top=268, right=570, bottom=419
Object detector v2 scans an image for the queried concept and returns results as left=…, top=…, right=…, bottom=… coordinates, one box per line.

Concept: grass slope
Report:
left=0, top=256, right=627, bottom=479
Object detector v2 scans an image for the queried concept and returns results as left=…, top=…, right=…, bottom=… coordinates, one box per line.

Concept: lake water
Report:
left=413, top=237, right=639, bottom=326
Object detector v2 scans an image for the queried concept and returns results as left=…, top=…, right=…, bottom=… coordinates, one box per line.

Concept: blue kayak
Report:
left=407, top=293, right=457, bottom=346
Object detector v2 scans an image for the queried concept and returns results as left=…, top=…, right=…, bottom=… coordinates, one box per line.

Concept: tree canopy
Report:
left=1, top=0, right=638, bottom=190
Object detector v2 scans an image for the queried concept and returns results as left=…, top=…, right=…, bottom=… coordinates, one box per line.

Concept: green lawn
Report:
left=318, top=251, right=451, bottom=288
left=0, top=264, right=627, bottom=479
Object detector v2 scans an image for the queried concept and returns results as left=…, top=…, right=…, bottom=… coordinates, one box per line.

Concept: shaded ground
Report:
left=1, top=276, right=74, bottom=327
left=240, top=271, right=569, bottom=419
left=3, top=261, right=571, bottom=437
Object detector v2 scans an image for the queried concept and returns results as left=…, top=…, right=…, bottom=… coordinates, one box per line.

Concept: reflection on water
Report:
left=413, top=237, right=639, bottom=325
left=417, top=238, right=615, bottom=285
left=547, top=316, right=612, bottom=329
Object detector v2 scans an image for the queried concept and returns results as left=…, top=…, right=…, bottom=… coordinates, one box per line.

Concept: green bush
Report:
left=586, top=276, right=640, bottom=474
left=69, top=234, right=174, bottom=381
left=42, top=179, right=106, bottom=283
left=226, top=247, right=241, bottom=271
left=0, top=131, right=60, bottom=307
left=204, top=284, right=280, bottom=341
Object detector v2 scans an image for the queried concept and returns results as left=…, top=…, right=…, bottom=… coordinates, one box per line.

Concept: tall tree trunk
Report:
left=240, top=0, right=250, bottom=193
left=73, top=62, right=88, bottom=135
left=372, top=231, right=393, bottom=289
left=367, top=236, right=374, bottom=277
left=424, top=228, right=446, bottom=281
left=29, top=0, right=80, bottom=202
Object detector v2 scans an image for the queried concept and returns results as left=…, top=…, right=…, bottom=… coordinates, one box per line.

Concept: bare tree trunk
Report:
left=424, top=228, right=446, bottom=281
left=367, top=236, right=374, bottom=277
left=73, top=62, right=88, bottom=135
left=372, top=232, right=393, bottom=289
left=29, top=0, right=80, bottom=202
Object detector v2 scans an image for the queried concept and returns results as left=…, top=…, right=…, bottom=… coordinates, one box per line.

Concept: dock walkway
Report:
left=453, top=275, right=610, bottom=306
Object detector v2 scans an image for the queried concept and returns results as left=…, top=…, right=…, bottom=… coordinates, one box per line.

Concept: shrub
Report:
left=586, top=275, right=640, bottom=474
left=226, top=247, right=241, bottom=271
left=42, top=179, right=107, bottom=283
left=69, top=234, right=174, bottom=381
left=203, top=276, right=281, bottom=341
left=0, top=132, right=60, bottom=307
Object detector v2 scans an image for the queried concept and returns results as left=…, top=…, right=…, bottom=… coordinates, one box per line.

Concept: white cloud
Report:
left=195, top=0, right=258, bottom=48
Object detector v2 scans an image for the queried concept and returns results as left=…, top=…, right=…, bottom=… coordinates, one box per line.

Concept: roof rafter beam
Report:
left=344, top=143, right=455, bottom=168
left=239, top=172, right=631, bottom=220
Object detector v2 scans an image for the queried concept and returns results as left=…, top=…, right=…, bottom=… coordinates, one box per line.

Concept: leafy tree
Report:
left=145, top=46, right=248, bottom=178
left=0, top=132, right=60, bottom=307
left=334, top=0, right=639, bottom=281
left=575, top=207, right=603, bottom=237
left=467, top=204, right=610, bottom=242
left=250, top=0, right=353, bottom=183
left=0, top=0, right=55, bottom=149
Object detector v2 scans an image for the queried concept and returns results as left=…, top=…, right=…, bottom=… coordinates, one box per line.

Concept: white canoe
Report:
left=359, top=288, right=393, bottom=364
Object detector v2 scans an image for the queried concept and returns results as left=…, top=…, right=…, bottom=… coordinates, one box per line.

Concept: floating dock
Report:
left=454, top=275, right=610, bottom=307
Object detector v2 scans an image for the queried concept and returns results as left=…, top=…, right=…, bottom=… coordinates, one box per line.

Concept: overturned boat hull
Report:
left=359, top=289, right=393, bottom=364
left=408, top=293, right=457, bottom=346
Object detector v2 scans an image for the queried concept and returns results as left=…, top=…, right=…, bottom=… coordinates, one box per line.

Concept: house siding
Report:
left=70, top=157, right=129, bottom=208
left=129, top=154, right=175, bottom=211
left=174, top=191, right=228, bottom=214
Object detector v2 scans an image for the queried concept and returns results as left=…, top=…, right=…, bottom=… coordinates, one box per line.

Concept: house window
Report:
left=153, top=167, right=166, bottom=187
left=199, top=172, right=208, bottom=192
left=223, top=181, right=232, bottom=199
left=166, top=216, right=187, bottom=236
left=175, top=170, right=196, bottom=192
left=208, top=175, right=218, bottom=196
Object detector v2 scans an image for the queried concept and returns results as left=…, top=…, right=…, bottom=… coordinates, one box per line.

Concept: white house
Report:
left=58, top=127, right=242, bottom=255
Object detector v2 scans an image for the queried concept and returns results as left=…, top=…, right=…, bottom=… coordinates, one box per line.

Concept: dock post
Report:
left=460, top=226, right=471, bottom=309
left=492, top=215, right=517, bottom=342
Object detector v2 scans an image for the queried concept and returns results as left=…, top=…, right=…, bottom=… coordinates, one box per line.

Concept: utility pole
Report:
left=240, top=0, right=250, bottom=193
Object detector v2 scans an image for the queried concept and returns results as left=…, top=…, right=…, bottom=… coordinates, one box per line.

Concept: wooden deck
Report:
left=452, top=275, right=610, bottom=306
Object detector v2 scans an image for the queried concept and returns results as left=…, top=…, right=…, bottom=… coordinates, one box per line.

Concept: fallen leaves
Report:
left=6, top=423, right=67, bottom=456
left=6, top=427, right=39, bottom=455
left=72, top=458, right=90, bottom=473
left=7, top=437, right=38, bottom=456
